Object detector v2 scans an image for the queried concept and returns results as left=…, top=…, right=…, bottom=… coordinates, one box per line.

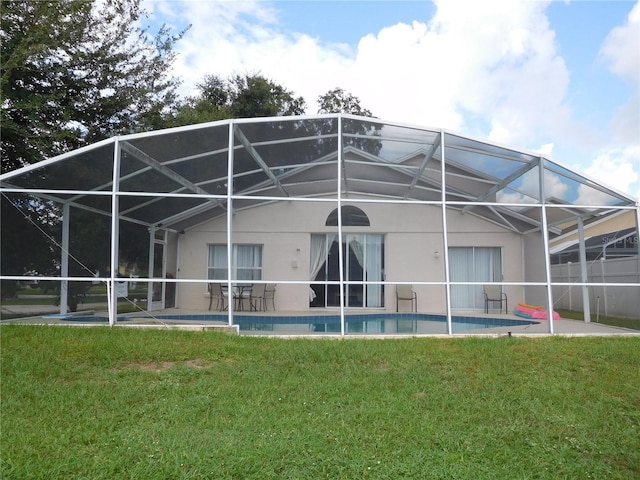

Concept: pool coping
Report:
left=2, top=307, right=636, bottom=336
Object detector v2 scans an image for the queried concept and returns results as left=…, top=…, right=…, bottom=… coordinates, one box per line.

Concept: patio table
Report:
left=233, top=284, right=253, bottom=311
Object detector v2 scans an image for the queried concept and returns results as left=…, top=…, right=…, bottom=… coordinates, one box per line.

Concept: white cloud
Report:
left=144, top=0, right=360, bottom=108
left=599, top=1, right=640, bottom=151
left=583, top=146, right=640, bottom=201
left=600, top=1, right=640, bottom=85
left=590, top=1, right=640, bottom=200
left=146, top=0, right=572, bottom=138
left=536, top=143, right=554, bottom=157
left=142, top=0, right=639, bottom=197
left=343, top=0, right=575, bottom=145
left=496, top=167, right=569, bottom=204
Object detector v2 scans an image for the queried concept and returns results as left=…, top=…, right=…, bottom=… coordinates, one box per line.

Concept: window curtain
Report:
left=350, top=236, right=364, bottom=267
left=473, top=247, right=502, bottom=308
left=449, top=247, right=474, bottom=309
left=208, top=245, right=228, bottom=280
left=310, top=233, right=384, bottom=308
left=449, top=247, right=502, bottom=309
left=236, top=245, right=262, bottom=280
left=209, top=245, right=263, bottom=281
left=310, top=234, right=336, bottom=280
left=366, top=235, right=383, bottom=307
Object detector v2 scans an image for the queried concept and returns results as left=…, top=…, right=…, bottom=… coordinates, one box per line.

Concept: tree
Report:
left=168, top=73, right=307, bottom=126
left=229, top=73, right=306, bottom=118
left=0, top=195, right=59, bottom=299
left=1, top=0, right=185, bottom=173
left=317, top=87, right=374, bottom=117
left=317, top=87, right=382, bottom=156
left=1, top=0, right=185, bottom=298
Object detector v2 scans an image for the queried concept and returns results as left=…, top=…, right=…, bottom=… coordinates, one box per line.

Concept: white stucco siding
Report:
left=176, top=199, right=524, bottom=312
left=522, top=231, right=547, bottom=306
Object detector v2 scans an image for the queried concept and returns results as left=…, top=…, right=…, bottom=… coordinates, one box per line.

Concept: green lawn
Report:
left=557, top=309, right=640, bottom=330
left=2, top=327, right=639, bottom=479
left=2, top=286, right=149, bottom=306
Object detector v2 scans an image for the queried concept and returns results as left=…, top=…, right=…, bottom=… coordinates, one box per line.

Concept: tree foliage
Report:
left=0, top=195, right=58, bottom=298
left=0, top=0, right=385, bottom=300
left=168, top=73, right=307, bottom=126
left=316, top=87, right=381, bottom=155
left=1, top=0, right=185, bottom=173
left=317, top=87, right=374, bottom=117
left=230, top=73, right=307, bottom=118
left=1, top=0, right=183, bottom=297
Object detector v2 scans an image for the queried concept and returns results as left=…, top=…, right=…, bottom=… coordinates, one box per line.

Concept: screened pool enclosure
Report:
left=1, top=114, right=638, bottom=334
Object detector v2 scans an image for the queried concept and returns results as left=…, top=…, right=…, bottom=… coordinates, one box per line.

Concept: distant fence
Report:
left=551, top=256, right=640, bottom=320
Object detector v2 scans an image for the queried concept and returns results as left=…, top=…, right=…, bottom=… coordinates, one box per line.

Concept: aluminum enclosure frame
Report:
left=2, top=114, right=638, bottom=332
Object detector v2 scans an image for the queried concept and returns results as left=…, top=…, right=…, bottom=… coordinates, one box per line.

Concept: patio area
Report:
left=3, top=306, right=638, bottom=337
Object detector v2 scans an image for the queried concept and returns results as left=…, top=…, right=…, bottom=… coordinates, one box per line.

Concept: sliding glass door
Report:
left=310, top=234, right=384, bottom=308
left=449, top=247, right=502, bottom=310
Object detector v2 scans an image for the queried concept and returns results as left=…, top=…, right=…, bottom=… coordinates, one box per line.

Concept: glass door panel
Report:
left=346, top=235, right=364, bottom=307
left=449, top=247, right=502, bottom=309
left=311, top=234, right=384, bottom=308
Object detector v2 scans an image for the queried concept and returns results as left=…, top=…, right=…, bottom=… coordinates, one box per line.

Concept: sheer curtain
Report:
left=310, top=234, right=336, bottom=304
left=449, top=247, right=502, bottom=309
left=449, top=247, right=474, bottom=309
left=236, top=245, right=261, bottom=280
left=350, top=236, right=364, bottom=267
left=310, top=233, right=384, bottom=308
left=366, top=235, right=383, bottom=307
left=209, top=245, right=263, bottom=281
left=208, top=245, right=228, bottom=280
left=310, top=234, right=329, bottom=281
left=310, top=234, right=338, bottom=281
left=474, top=247, right=502, bottom=308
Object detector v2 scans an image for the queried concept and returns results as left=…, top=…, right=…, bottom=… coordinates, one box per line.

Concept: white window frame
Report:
left=207, top=244, right=263, bottom=281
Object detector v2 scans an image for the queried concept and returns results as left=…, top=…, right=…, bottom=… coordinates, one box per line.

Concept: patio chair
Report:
left=250, top=283, right=266, bottom=311
left=207, top=283, right=227, bottom=311
left=264, top=284, right=277, bottom=310
left=483, top=285, right=507, bottom=314
left=396, top=284, right=417, bottom=312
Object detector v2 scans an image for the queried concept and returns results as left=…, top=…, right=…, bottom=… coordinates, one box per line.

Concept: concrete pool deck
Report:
left=3, top=307, right=638, bottom=336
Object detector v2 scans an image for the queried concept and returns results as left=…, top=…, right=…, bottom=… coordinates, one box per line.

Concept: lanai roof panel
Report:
left=1, top=114, right=635, bottom=234
left=2, top=142, right=115, bottom=192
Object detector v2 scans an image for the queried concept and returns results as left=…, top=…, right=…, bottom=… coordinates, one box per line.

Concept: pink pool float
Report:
left=513, top=302, right=561, bottom=320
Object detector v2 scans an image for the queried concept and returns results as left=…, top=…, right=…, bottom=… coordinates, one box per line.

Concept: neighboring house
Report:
left=551, top=227, right=638, bottom=264
left=549, top=210, right=639, bottom=319
left=1, top=114, right=638, bottom=327
left=550, top=210, right=638, bottom=264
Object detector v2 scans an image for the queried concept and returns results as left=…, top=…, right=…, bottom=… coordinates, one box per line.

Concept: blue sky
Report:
left=144, top=0, right=639, bottom=199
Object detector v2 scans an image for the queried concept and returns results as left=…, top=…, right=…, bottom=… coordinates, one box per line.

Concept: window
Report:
left=310, top=233, right=384, bottom=308
left=207, top=244, right=263, bottom=280
left=449, top=247, right=502, bottom=310
left=325, top=205, right=370, bottom=226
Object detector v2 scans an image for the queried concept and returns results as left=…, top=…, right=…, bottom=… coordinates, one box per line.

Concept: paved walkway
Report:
left=1, top=302, right=110, bottom=316
left=465, top=318, right=638, bottom=336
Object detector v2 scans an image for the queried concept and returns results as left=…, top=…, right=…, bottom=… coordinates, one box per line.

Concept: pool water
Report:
left=146, top=312, right=538, bottom=334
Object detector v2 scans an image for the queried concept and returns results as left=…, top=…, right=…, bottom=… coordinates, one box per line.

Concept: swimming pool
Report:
left=59, top=316, right=130, bottom=323
left=147, top=312, right=538, bottom=334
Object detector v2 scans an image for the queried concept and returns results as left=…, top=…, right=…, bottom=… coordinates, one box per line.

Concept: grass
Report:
left=557, top=309, right=640, bottom=330
left=2, top=327, right=639, bottom=479
left=0, top=286, right=148, bottom=320
left=2, top=287, right=149, bottom=306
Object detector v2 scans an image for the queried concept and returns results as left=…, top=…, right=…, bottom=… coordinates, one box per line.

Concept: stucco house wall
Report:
left=522, top=232, right=548, bottom=306
left=176, top=199, right=525, bottom=312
